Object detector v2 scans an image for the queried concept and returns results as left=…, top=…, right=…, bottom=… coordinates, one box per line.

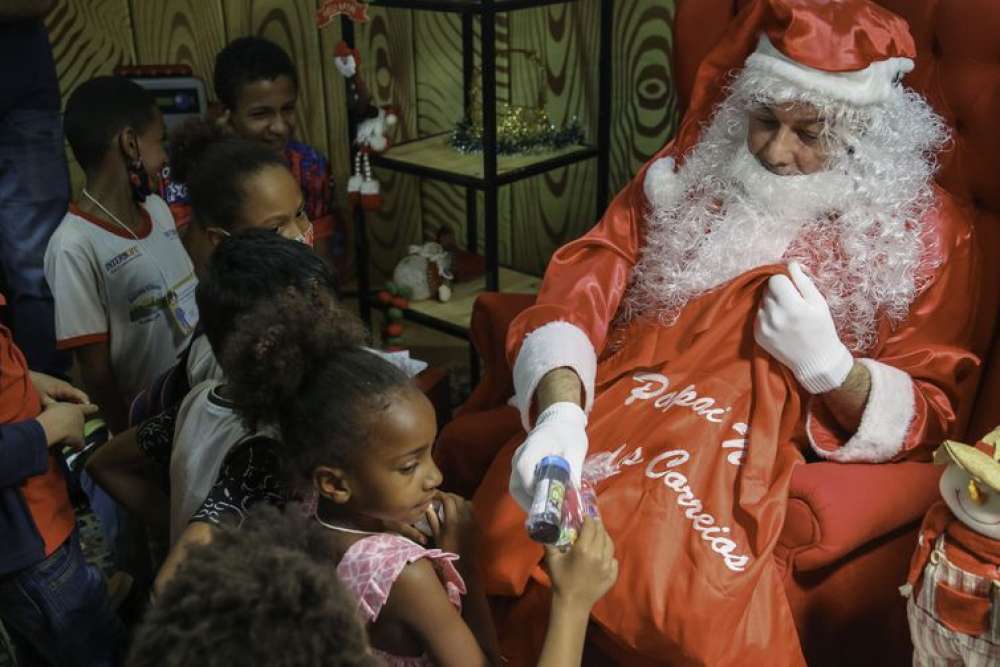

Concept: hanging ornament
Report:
left=316, top=0, right=370, bottom=28
left=333, top=41, right=372, bottom=117
left=331, top=40, right=401, bottom=212
left=348, top=106, right=400, bottom=211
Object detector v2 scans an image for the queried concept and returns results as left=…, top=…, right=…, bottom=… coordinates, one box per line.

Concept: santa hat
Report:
left=670, top=0, right=916, bottom=162
left=334, top=40, right=360, bottom=65
left=745, top=34, right=912, bottom=106
left=334, top=41, right=354, bottom=58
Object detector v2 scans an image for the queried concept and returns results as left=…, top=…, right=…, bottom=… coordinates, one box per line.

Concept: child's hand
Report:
left=426, top=492, right=479, bottom=562
left=36, top=401, right=99, bottom=450
left=30, top=371, right=90, bottom=407
left=384, top=519, right=428, bottom=546
left=544, top=518, right=618, bottom=608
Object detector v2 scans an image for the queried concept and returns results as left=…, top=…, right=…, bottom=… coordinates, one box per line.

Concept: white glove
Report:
left=754, top=262, right=854, bottom=394
left=509, top=402, right=588, bottom=512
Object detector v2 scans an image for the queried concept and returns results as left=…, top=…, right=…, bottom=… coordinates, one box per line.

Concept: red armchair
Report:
left=435, top=2, right=1000, bottom=665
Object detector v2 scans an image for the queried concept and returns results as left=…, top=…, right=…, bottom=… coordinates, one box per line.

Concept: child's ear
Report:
left=206, top=227, right=228, bottom=247
left=314, top=465, right=352, bottom=504
left=117, top=127, right=140, bottom=161
left=215, top=109, right=235, bottom=133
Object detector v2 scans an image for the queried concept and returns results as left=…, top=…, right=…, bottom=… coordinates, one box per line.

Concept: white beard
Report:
left=676, top=147, right=856, bottom=292
left=624, top=74, right=945, bottom=352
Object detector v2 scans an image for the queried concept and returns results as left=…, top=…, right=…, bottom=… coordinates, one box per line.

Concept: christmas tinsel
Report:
left=449, top=114, right=586, bottom=155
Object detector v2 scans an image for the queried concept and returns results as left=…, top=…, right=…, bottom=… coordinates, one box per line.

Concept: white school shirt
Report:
left=169, top=380, right=276, bottom=545
left=44, top=195, right=198, bottom=402
left=185, top=334, right=223, bottom=387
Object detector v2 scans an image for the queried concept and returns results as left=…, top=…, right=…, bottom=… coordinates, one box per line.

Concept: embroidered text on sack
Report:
left=625, top=372, right=731, bottom=423
left=646, top=448, right=751, bottom=573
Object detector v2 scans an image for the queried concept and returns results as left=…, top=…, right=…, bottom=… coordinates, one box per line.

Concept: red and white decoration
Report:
left=331, top=40, right=400, bottom=212
left=315, top=0, right=370, bottom=28
left=348, top=106, right=399, bottom=211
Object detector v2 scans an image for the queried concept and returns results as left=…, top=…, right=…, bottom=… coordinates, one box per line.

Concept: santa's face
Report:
left=940, top=464, right=1000, bottom=540
left=747, top=103, right=828, bottom=176
left=335, top=54, right=357, bottom=78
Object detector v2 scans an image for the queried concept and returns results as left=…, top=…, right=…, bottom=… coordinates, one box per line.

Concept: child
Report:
left=128, top=506, right=617, bottom=667
left=168, top=229, right=360, bottom=545
left=221, top=289, right=498, bottom=664
left=147, top=240, right=366, bottom=591
left=161, top=36, right=344, bottom=272
left=45, top=76, right=198, bottom=435
left=88, top=229, right=345, bottom=541
left=223, top=290, right=619, bottom=665
left=0, top=304, right=125, bottom=666
left=170, top=119, right=315, bottom=280
left=127, top=123, right=316, bottom=425
left=126, top=505, right=377, bottom=667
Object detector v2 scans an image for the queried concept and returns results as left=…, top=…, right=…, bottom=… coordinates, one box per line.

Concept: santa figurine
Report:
left=902, top=426, right=1000, bottom=665
left=348, top=106, right=398, bottom=211
left=333, top=41, right=373, bottom=117
left=332, top=41, right=399, bottom=211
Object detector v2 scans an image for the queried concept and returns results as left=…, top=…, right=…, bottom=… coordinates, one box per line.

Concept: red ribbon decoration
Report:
left=316, top=0, right=370, bottom=28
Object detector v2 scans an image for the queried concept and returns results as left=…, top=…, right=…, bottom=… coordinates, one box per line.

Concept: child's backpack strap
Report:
left=127, top=326, right=203, bottom=427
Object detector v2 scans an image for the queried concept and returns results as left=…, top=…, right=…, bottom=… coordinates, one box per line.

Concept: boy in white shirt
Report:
left=45, top=77, right=197, bottom=434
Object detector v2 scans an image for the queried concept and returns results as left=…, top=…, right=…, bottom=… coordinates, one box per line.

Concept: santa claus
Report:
left=470, top=0, right=981, bottom=665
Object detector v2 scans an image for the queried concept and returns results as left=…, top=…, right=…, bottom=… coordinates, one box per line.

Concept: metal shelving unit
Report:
left=341, top=0, right=612, bottom=354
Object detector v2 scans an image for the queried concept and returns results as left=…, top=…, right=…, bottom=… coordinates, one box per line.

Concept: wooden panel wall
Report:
left=509, top=3, right=599, bottom=275
left=45, top=0, right=678, bottom=281
left=44, top=0, right=136, bottom=191
left=351, top=7, right=425, bottom=278
left=128, top=1, right=227, bottom=84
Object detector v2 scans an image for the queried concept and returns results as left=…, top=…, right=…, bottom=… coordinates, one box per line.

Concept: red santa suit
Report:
left=471, top=1, right=981, bottom=665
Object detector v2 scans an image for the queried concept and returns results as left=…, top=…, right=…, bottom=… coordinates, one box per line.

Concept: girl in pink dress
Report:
left=223, top=288, right=500, bottom=665
left=223, top=288, right=620, bottom=666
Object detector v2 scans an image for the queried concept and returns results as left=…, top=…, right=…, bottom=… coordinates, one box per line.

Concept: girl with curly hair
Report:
left=223, top=288, right=619, bottom=667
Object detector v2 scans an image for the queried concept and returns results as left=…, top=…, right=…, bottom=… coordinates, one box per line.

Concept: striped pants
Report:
left=905, top=536, right=1000, bottom=666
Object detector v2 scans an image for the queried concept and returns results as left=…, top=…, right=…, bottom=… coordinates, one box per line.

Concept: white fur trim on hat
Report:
left=807, top=358, right=915, bottom=463
left=643, top=157, right=682, bottom=209
left=744, top=35, right=914, bottom=106
left=512, top=321, right=596, bottom=432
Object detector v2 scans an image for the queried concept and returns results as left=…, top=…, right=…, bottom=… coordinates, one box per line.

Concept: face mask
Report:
left=121, top=139, right=153, bottom=203
left=208, top=224, right=313, bottom=247
left=295, top=222, right=315, bottom=248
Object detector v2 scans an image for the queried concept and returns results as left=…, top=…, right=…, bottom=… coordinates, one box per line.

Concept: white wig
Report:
left=625, top=63, right=950, bottom=352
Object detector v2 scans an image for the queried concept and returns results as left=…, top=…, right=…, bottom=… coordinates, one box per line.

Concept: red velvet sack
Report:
left=473, top=267, right=808, bottom=666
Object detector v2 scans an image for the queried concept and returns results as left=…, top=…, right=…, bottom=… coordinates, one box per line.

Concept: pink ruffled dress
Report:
left=336, top=532, right=467, bottom=667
